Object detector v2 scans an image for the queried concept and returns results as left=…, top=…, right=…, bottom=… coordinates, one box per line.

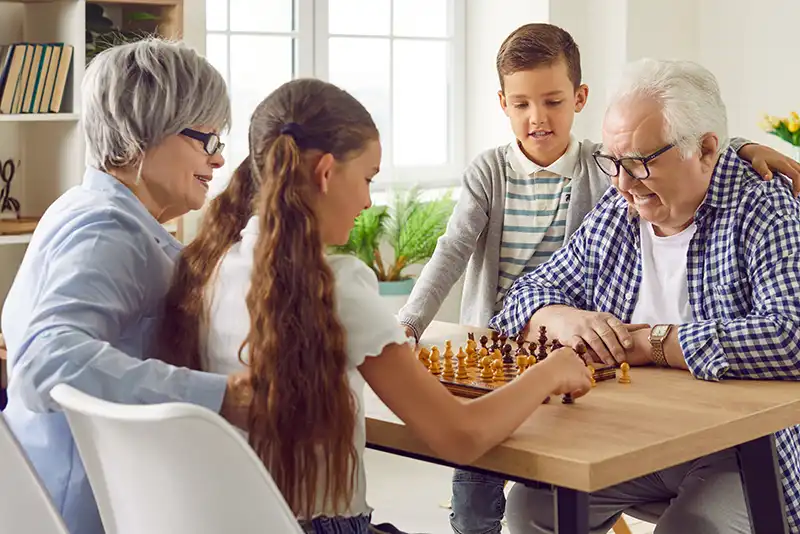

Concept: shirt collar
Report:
left=509, top=135, right=581, bottom=178
left=82, top=166, right=184, bottom=255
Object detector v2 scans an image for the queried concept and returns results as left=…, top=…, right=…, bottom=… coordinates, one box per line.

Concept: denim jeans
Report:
left=450, top=469, right=507, bottom=534
left=300, top=515, right=408, bottom=534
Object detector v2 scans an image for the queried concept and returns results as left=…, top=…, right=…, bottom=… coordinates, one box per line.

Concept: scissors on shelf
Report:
left=0, top=159, right=20, bottom=216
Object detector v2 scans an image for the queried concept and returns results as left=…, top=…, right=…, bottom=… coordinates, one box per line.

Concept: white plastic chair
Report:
left=0, top=413, right=70, bottom=534
left=50, top=384, right=304, bottom=534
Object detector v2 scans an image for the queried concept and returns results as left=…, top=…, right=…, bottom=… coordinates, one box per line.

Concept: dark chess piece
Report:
left=490, top=330, right=500, bottom=351
left=480, top=335, right=489, bottom=350
left=562, top=393, right=574, bottom=404
left=499, top=332, right=509, bottom=347
left=468, top=332, right=475, bottom=342
left=502, top=344, right=514, bottom=364
left=551, top=339, right=562, bottom=350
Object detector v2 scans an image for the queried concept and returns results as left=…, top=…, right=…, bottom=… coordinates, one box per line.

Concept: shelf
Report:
left=0, top=233, right=31, bottom=245
left=0, top=113, right=80, bottom=122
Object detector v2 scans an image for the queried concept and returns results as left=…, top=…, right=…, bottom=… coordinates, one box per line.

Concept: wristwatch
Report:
left=648, top=324, right=672, bottom=367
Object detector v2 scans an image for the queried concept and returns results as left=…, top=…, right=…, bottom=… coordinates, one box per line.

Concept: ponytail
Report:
left=244, top=134, right=357, bottom=518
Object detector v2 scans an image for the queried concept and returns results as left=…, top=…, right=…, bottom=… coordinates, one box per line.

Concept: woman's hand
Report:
left=220, top=371, right=253, bottom=430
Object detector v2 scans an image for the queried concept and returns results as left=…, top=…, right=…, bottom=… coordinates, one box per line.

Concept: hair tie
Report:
left=279, top=122, right=304, bottom=141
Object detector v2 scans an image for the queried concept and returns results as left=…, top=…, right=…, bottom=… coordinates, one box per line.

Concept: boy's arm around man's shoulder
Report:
left=397, top=148, right=504, bottom=340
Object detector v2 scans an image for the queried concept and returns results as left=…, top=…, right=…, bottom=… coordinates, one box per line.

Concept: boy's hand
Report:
left=738, top=143, right=800, bottom=196
left=220, top=371, right=253, bottom=430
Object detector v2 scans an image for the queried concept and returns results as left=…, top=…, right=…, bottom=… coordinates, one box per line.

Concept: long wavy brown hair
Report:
left=159, top=78, right=379, bottom=518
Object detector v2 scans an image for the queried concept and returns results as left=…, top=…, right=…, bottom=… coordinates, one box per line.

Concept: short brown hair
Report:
left=496, top=23, right=581, bottom=91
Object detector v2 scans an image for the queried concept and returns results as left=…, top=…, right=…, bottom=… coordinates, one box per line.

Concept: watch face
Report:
left=652, top=325, right=669, bottom=337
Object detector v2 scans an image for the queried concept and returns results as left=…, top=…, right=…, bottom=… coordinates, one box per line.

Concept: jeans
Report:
left=450, top=469, right=507, bottom=534
left=300, top=515, right=408, bottom=534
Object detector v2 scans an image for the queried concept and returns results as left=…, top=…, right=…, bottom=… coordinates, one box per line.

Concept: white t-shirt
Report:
left=202, top=216, right=408, bottom=519
left=630, top=219, right=697, bottom=326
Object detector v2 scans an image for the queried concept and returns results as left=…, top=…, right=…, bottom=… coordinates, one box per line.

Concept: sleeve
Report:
left=679, top=189, right=800, bottom=381
left=396, top=151, right=495, bottom=340
left=331, top=256, right=410, bottom=367
left=11, top=212, right=227, bottom=413
left=489, top=222, right=590, bottom=336
left=729, top=136, right=753, bottom=153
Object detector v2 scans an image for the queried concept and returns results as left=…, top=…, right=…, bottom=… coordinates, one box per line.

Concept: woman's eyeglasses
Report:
left=180, top=128, right=225, bottom=156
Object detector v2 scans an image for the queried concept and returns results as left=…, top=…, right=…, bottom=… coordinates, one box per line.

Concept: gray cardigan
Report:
left=397, top=138, right=749, bottom=338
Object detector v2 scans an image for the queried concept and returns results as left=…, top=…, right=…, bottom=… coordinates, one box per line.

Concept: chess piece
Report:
left=499, top=332, right=509, bottom=347
left=468, top=332, right=475, bottom=342
left=430, top=346, right=441, bottom=375
left=575, top=343, right=587, bottom=363
left=562, top=393, right=574, bottom=404
left=443, top=351, right=455, bottom=379
left=537, top=340, right=548, bottom=361
left=456, top=348, right=468, bottom=379
left=492, top=358, right=504, bottom=381
left=502, top=344, right=514, bottom=364
left=490, top=330, right=500, bottom=351
left=516, top=354, right=528, bottom=374
left=588, top=365, right=596, bottom=387
left=479, top=335, right=489, bottom=350
left=528, top=341, right=537, bottom=355
left=418, top=347, right=431, bottom=369
left=477, top=347, right=489, bottom=367
left=465, top=340, right=476, bottom=364
left=492, top=348, right=503, bottom=364
left=618, top=362, right=631, bottom=384
left=551, top=338, right=562, bottom=350
left=527, top=354, right=537, bottom=368
left=444, top=340, right=454, bottom=360
left=480, top=355, right=493, bottom=380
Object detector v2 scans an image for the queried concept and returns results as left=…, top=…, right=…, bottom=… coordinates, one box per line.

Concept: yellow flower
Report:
left=789, top=120, right=800, bottom=133
left=771, top=115, right=783, bottom=128
left=791, top=111, right=799, bottom=122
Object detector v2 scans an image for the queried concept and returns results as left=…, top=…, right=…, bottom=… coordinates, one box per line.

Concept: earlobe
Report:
left=574, top=84, right=589, bottom=113
left=700, top=134, right=720, bottom=169
left=313, top=153, right=335, bottom=194
left=498, top=91, right=509, bottom=116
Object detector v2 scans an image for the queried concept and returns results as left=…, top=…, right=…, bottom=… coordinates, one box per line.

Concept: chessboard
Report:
left=417, top=326, right=618, bottom=399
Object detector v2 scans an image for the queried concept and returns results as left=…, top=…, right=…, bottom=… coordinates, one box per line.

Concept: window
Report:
left=205, top=0, right=464, bottom=193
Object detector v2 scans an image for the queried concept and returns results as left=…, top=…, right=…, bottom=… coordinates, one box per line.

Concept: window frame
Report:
left=206, top=0, right=466, bottom=192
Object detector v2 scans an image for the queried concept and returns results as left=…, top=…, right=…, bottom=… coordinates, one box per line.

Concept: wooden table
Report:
left=365, top=321, right=800, bottom=534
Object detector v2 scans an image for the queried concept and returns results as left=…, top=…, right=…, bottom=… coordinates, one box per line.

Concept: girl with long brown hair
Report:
left=160, top=78, right=592, bottom=533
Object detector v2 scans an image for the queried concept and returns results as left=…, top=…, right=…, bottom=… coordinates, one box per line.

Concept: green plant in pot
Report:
left=86, top=3, right=159, bottom=63
left=333, top=187, right=455, bottom=296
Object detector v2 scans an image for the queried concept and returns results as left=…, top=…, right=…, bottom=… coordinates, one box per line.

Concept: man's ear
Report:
left=698, top=133, right=720, bottom=171
left=574, top=84, right=589, bottom=113
left=498, top=90, right=509, bottom=117
left=313, top=153, right=335, bottom=194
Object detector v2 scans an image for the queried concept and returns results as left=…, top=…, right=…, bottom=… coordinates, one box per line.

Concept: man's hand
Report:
left=535, top=306, right=647, bottom=366
left=738, top=143, right=800, bottom=196
left=620, top=327, right=655, bottom=367
left=220, top=371, right=253, bottom=430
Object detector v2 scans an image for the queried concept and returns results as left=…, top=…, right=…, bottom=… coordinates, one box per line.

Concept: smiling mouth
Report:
left=529, top=130, right=553, bottom=139
left=194, top=174, right=211, bottom=186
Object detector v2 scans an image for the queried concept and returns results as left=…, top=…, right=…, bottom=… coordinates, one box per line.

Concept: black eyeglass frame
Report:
left=180, top=128, right=225, bottom=156
left=593, top=143, right=675, bottom=180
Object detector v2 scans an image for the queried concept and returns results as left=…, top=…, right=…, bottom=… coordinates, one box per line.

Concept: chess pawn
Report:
left=527, top=354, right=537, bottom=368
left=444, top=340, right=454, bottom=359
left=516, top=354, right=528, bottom=375
left=456, top=349, right=468, bottom=379
left=492, top=348, right=503, bottom=363
left=443, top=352, right=455, bottom=379
left=480, top=355, right=494, bottom=380
left=492, top=358, right=505, bottom=381
left=477, top=347, right=489, bottom=368
left=587, top=365, right=597, bottom=387
left=430, top=346, right=441, bottom=375
left=499, top=332, right=509, bottom=347
left=418, top=347, right=431, bottom=369
left=551, top=338, right=562, bottom=350
left=618, top=362, right=631, bottom=384
left=479, top=335, right=489, bottom=350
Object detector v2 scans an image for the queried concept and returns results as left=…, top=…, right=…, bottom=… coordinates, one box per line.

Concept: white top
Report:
left=508, top=134, right=581, bottom=178
left=202, top=216, right=408, bottom=519
left=630, top=219, right=697, bottom=326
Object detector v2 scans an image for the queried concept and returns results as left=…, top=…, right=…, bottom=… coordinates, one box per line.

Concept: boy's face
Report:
left=499, top=59, right=588, bottom=167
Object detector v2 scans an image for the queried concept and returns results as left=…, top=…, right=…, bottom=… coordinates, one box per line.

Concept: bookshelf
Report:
left=0, top=0, right=185, bottom=309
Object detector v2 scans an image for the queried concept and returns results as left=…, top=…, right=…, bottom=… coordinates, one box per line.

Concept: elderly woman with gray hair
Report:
left=0, top=39, right=251, bottom=534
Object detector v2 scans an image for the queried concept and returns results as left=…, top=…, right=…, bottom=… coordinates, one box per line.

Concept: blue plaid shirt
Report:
left=491, top=146, right=800, bottom=532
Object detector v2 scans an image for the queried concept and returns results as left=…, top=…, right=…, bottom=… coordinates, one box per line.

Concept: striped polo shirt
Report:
left=495, top=137, right=581, bottom=309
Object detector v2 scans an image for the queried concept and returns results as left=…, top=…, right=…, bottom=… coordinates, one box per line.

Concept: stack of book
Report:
left=0, top=43, right=74, bottom=115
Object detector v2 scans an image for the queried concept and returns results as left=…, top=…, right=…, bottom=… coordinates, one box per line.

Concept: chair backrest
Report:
left=50, top=384, right=304, bottom=534
left=0, top=413, right=69, bottom=534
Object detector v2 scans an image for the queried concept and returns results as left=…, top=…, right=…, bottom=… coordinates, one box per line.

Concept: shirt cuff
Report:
left=183, top=370, right=229, bottom=413
left=678, top=321, right=730, bottom=381
left=398, top=319, right=421, bottom=343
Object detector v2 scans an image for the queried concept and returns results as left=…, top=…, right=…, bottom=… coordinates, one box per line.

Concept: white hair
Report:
left=82, top=38, right=231, bottom=170
left=607, top=58, right=729, bottom=157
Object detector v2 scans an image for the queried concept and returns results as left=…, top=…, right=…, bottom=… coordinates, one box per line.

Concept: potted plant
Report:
left=333, top=187, right=456, bottom=298
left=86, top=3, right=159, bottom=63
left=760, top=111, right=800, bottom=161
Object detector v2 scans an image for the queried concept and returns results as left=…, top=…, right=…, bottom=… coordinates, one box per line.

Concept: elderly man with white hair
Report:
left=492, top=58, right=800, bottom=534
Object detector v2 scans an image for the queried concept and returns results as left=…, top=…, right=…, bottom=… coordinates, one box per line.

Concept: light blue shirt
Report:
left=1, top=167, right=228, bottom=534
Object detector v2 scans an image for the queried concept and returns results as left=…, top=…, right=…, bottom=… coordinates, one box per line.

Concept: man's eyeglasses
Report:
left=180, top=128, right=225, bottom=156
left=593, top=143, right=674, bottom=180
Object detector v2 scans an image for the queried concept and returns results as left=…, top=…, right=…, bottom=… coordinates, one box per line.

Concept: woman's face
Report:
left=140, top=125, right=225, bottom=219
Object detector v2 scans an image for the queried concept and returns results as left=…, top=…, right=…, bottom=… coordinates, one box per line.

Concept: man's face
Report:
left=499, top=59, right=588, bottom=167
left=600, top=97, right=718, bottom=236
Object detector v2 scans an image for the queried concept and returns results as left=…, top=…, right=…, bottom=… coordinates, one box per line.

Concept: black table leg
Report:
left=736, top=435, right=788, bottom=534
left=554, top=486, right=589, bottom=534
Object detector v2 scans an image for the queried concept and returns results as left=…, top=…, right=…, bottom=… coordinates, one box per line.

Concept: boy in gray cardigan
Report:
left=396, top=22, right=800, bottom=534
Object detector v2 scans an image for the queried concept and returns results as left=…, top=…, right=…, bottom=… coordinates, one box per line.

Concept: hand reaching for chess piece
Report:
left=536, top=346, right=593, bottom=399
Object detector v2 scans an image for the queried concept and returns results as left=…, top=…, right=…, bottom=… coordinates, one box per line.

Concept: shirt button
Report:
left=625, top=292, right=634, bottom=301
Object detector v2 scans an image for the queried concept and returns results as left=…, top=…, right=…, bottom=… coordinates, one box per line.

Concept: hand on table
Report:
left=541, top=308, right=648, bottom=366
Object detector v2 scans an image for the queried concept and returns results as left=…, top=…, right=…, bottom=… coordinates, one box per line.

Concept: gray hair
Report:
left=82, top=38, right=231, bottom=170
left=607, top=58, right=729, bottom=157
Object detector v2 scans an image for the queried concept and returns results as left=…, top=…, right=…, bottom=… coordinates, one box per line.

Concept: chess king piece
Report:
left=618, top=362, right=631, bottom=384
